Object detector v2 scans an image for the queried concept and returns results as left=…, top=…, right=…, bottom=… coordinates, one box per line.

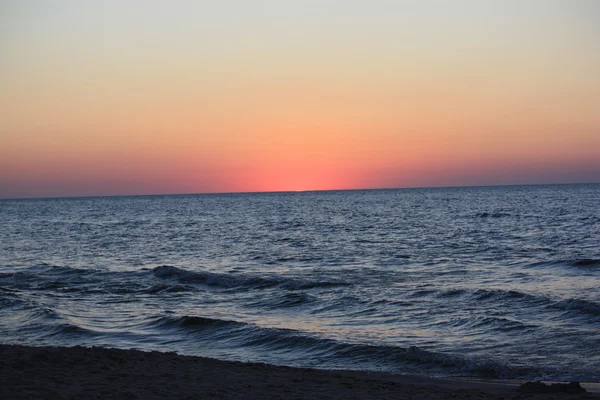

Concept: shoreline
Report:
left=1, top=344, right=598, bottom=399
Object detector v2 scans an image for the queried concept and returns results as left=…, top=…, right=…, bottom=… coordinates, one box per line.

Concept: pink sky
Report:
left=1, top=1, right=599, bottom=198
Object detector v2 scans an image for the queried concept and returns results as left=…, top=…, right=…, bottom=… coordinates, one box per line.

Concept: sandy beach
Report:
left=1, top=344, right=597, bottom=400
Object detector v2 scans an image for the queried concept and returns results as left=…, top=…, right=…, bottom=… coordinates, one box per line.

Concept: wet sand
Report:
left=1, top=344, right=597, bottom=399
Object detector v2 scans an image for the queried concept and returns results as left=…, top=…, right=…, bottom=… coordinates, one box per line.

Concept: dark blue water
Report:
left=1, top=184, right=599, bottom=382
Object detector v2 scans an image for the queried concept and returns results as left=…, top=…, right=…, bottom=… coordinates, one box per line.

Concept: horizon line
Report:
left=1, top=181, right=599, bottom=201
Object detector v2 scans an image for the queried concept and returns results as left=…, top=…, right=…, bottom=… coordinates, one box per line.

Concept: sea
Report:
left=1, top=184, right=599, bottom=383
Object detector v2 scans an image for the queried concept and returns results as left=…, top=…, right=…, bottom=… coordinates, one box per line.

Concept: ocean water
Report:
left=1, top=184, right=599, bottom=382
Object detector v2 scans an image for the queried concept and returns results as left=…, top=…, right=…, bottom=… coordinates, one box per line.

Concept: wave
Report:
left=147, top=313, right=534, bottom=379
left=443, top=287, right=600, bottom=320
left=0, top=280, right=592, bottom=382
left=30, top=263, right=103, bottom=276
left=155, top=315, right=240, bottom=329
left=449, top=316, right=534, bottom=332
left=526, top=258, right=600, bottom=270
left=0, top=289, right=22, bottom=308
left=151, top=266, right=349, bottom=291
left=1, top=265, right=152, bottom=295
left=0, top=291, right=98, bottom=342
left=437, top=288, right=467, bottom=297
left=18, top=306, right=497, bottom=377
left=2, top=263, right=598, bottom=381
left=552, top=298, right=600, bottom=317
left=572, top=258, right=600, bottom=267
left=435, top=288, right=545, bottom=305
left=475, top=212, right=511, bottom=218
left=436, top=287, right=600, bottom=321
left=3, top=264, right=350, bottom=299
left=0, top=289, right=61, bottom=321
left=1, top=265, right=109, bottom=292
left=140, top=284, right=195, bottom=294
left=245, top=292, right=316, bottom=309
left=44, top=323, right=98, bottom=338
left=471, top=288, right=530, bottom=301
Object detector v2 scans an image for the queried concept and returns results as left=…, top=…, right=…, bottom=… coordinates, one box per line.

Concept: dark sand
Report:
left=1, top=344, right=597, bottom=399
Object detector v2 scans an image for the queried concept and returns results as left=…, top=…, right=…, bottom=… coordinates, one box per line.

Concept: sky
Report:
left=1, top=0, right=599, bottom=198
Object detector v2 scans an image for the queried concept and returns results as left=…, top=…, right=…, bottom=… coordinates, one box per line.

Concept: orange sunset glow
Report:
left=1, top=0, right=599, bottom=198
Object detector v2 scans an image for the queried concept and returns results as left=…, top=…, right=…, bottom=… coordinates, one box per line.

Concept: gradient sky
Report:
left=1, top=0, right=599, bottom=198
